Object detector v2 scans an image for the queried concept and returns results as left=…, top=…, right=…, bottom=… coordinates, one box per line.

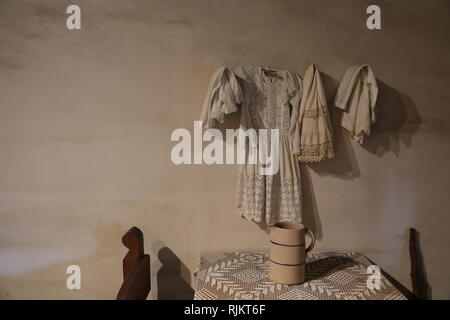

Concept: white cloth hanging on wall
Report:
left=294, top=64, right=335, bottom=162
left=200, top=66, right=243, bottom=129
left=333, top=64, right=378, bottom=144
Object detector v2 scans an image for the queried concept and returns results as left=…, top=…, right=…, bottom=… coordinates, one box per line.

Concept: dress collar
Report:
left=258, top=66, right=286, bottom=84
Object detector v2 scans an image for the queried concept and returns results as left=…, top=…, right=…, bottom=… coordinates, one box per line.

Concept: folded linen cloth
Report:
left=333, top=64, right=378, bottom=144
left=200, top=66, right=243, bottom=129
left=293, top=64, right=334, bottom=162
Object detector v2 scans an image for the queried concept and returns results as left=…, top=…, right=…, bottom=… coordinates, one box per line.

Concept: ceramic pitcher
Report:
left=268, top=222, right=316, bottom=285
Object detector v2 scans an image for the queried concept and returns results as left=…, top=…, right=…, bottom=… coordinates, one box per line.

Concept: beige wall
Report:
left=0, top=0, right=449, bottom=299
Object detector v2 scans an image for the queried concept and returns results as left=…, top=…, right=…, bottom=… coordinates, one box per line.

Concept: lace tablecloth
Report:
left=194, top=251, right=406, bottom=300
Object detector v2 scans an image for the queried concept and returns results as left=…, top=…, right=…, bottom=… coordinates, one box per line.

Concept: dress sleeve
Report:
left=294, top=64, right=335, bottom=163
left=199, top=66, right=243, bottom=129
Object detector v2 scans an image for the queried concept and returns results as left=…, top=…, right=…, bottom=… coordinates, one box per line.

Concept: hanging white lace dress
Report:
left=200, top=65, right=334, bottom=227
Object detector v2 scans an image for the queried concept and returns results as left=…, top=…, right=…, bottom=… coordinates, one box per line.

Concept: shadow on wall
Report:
left=363, top=80, right=422, bottom=158
left=151, top=240, right=194, bottom=300
left=300, top=164, right=323, bottom=240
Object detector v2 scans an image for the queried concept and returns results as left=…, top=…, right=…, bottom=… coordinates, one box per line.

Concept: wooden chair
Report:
left=116, top=226, right=151, bottom=300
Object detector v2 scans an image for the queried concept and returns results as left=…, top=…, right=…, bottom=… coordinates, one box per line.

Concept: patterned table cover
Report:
left=194, top=251, right=406, bottom=300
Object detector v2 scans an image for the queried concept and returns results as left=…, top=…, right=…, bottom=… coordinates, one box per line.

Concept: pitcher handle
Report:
left=305, top=228, right=316, bottom=253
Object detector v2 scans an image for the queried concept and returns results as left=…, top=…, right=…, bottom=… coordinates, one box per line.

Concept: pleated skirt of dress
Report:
left=236, top=134, right=302, bottom=226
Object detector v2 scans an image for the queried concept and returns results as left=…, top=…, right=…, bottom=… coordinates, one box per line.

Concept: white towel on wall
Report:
left=200, top=66, right=243, bottom=129
left=294, top=64, right=335, bottom=162
left=333, top=64, right=378, bottom=144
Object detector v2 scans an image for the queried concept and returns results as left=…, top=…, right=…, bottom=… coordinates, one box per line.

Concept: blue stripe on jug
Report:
left=269, top=258, right=305, bottom=267
left=270, top=240, right=305, bottom=247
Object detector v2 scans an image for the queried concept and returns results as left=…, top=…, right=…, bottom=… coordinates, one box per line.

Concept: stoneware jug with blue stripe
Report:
left=268, top=222, right=316, bottom=285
